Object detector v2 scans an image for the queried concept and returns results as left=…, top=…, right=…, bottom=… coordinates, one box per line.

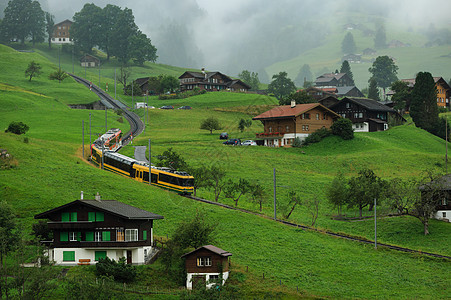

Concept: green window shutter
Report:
left=61, top=212, right=70, bottom=222
left=143, top=230, right=147, bottom=241
left=60, top=232, right=68, bottom=242
left=63, top=251, right=75, bottom=261
left=88, top=212, right=95, bottom=222
left=102, top=231, right=111, bottom=241
left=96, top=212, right=104, bottom=222
left=77, top=232, right=81, bottom=241
left=95, top=251, right=107, bottom=261
left=70, top=212, right=77, bottom=222
left=86, top=232, right=94, bottom=241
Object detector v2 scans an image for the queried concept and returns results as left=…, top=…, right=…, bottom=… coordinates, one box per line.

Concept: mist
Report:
left=30, top=0, right=451, bottom=79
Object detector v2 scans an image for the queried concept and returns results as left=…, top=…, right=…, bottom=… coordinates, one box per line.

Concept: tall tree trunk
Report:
left=423, top=221, right=429, bottom=235
left=359, top=205, right=363, bottom=219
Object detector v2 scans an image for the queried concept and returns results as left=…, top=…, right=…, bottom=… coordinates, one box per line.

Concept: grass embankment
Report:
left=0, top=44, right=450, bottom=298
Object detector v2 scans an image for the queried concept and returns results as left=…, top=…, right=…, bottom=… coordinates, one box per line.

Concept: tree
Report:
left=294, top=64, right=313, bottom=87
left=280, top=90, right=316, bottom=105
left=238, top=70, right=260, bottom=91
left=70, top=3, right=103, bottom=53
left=224, top=178, right=251, bottom=207
left=250, top=182, right=266, bottom=212
left=386, top=178, right=416, bottom=215
left=341, top=32, right=357, bottom=54
left=28, top=1, right=45, bottom=46
left=410, top=72, right=439, bottom=132
left=200, top=117, right=221, bottom=134
left=268, top=71, right=296, bottom=100
left=331, top=118, right=354, bottom=140
left=5, top=121, right=29, bottom=134
left=49, top=68, right=69, bottom=83
left=124, top=81, right=142, bottom=96
left=390, top=80, right=410, bottom=113
left=367, top=78, right=380, bottom=101
left=98, top=4, right=122, bottom=61
left=347, top=169, right=385, bottom=218
left=2, top=0, right=33, bottom=44
left=96, top=257, right=137, bottom=283
left=45, top=12, right=54, bottom=49
left=374, top=25, right=387, bottom=49
left=187, top=164, right=212, bottom=197
left=109, top=7, right=138, bottom=64
left=160, top=75, right=179, bottom=93
left=156, top=147, right=188, bottom=171
left=368, top=56, right=398, bottom=98
left=304, top=198, right=320, bottom=227
left=116, top=66, right=131, bottom=93
left=326, top=172, right=348, bottom=215
left=24, top=61, right=42, bottom=81
left=238, top=118, right=252, bottom=132
left=172, top=210, right=216, bottom=249
left=282, top=190, right=302, bottom=220
left=130, top=31, right=158, bottom=65
left=207, top=165, right=226, bottom=202
left=0, top=201, right=18, bottom=298
left=340, top=60, right=355, bottom=85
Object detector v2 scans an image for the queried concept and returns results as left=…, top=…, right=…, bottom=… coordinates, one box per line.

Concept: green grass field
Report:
left=0, top=44, right=450, bottom=299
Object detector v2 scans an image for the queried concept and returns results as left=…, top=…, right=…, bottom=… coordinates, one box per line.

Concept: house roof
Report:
left=336, top=86, right=363, bottom=97
left=35, top=199, right=164, bottom=220
left=252, top=103, right=341, bottom=121
left=79, top=54, right=99, bottom=62
left=54, top=19, right=73, bottom=27
left=181, top=245, right=232, bottom=258
left=401, top=77, right=450, bottom=90
left=419, top=174, right=451, bottom=191
left=332, top=97, right=395, bottom=112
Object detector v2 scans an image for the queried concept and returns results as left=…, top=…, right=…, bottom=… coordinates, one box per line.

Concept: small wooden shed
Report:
left=80, top=54, right=100, bottom=67
left=181, top=245, right=232, bottom=290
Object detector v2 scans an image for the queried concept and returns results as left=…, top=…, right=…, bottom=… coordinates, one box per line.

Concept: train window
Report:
left=151, top=173, right=158, bottom=183
left=185, top=179, right=194, bottom=187
left=159, top=174, right=180, bottom=186
left=143, top=171, right=149, bottom=182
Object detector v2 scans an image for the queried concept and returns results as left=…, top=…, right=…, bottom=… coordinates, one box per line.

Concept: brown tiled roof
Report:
left=253, top=103, right=339, bottom=120
left=181, top=245, right=232, bottom=258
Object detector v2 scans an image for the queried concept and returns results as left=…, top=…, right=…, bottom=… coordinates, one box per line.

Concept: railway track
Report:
left=186, top=195, right=451, bottom=260
left=70, top=74, right=144, bottom=146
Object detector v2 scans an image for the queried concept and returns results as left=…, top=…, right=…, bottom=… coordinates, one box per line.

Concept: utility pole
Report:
left=114, top=68, right=117, bottom=99
left=446, top=117, right=448, bottom=173
left=82, top=120, right=84, bottom=159
left=101, top=138, right=104, bottom=170
left=98, top=60, right=101, bottom=88
left=374, top=198, right=377, bottom=248
left=89, top=113, right=92, bottom=147
left=273, top=168, right=277, bottom=220
left=58, top=45, right=60, bottom=70
left=72, top=46, right=74, bottom=73
left=146, top=92, right=149, bottom=125
left=132, top=80, right=134, bottom=109
left=105, top=107, right=107, bottom=132
left=84, top=56, right=87, bottom=78
left=148, top=139, right=151, bottom=185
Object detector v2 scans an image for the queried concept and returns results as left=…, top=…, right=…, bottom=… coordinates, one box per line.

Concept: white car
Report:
left=242, top=140, right=257, bottom=146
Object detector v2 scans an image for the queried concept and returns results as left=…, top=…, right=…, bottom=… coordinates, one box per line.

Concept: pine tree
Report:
left=374, top=26, right=387, bottom=49
left=340, top=60, right=355, bottom=85
left=368, top=78, right=380, bottom=101
left=410, top=72, right=438, bottom=132
left=341, top=32, right=357, bottom=54
left=294, top=64, right=313, bottom=87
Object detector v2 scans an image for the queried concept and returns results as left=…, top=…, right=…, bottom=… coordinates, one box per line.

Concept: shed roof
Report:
left=181, top=245, right=232, bottom=258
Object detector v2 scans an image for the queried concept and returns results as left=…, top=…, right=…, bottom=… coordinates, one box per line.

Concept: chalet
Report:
left=329, top=97, right=405, bottom=132
left=181, top=245, right=232, bottom=290
left=80, top=54, right=100, bottom=68
left=419, top=174, right=451, bottom=222
left=34, top=194, right=164, bottom=266
left=252, top=102, right=341, bottom=147
left=342, top=54, right=362, bottom=63
left=301, top=86, right=337, bottom=100
left=314, top=73, right=354, bottom=87
left=52, top=20, right=73, bottom=44
left=400, top=77, right=451, bottom=109
left=336, top=86, right=365, bottom=98
left=178, top=70, right=251, bottom=93
left=318, top=96, right=340, bottom=108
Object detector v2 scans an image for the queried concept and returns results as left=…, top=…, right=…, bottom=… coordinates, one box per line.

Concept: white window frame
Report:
left=197, top=256, right=212, bottom=267
left=95, top=231, right=102, bottom=242
left=125, top=229, right=138, bottom=241
left=69, top=232, right=77, bottom=241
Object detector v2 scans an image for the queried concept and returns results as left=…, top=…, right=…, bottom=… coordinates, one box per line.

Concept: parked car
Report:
left=178, top=106, right=192, bottom=110
left=223, top=138, right=241, bottom=145
left=219, top=132, right=229, bottom=140
left=242, top=140, right=257, bottom=146
left=159, top=105, right=174, bottom=109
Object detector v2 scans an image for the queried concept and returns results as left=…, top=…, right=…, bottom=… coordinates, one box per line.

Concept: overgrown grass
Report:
left=0, top=44, right=450, bottom=299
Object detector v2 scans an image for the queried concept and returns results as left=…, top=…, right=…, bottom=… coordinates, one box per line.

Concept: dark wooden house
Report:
left=329, top=97, right=405, bottom=132
left=336, top=86, right=365, bottom=98
left=318, top=96, right=340, bottom=108
left=181, top=245, right=232, bottom=290
left=179, top=70, right=250, bottom=92
left=80, top=54, right=100, bottom=67
left=301, top=87, right=337, bottom=100
left=419, top=174, right=451, bottom=222
left=34, top=194, right=164, bottom=265
left=314, top=73, right=354, bottom=87
left=52, top=19, right=73, bottom=44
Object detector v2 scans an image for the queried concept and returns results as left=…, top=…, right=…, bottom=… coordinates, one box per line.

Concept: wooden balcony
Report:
left=256, top=132, right=286, bottom=138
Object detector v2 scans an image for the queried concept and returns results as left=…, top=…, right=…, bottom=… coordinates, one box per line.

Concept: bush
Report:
left=302, top=127, right=331, bottom=146
left=95, top=257, right=137, bottom=283
left=291, top=137, right=302, bottom=147
left=331, top=118, right=354, bottom=140
left=5, top=121, right=29, bottom=135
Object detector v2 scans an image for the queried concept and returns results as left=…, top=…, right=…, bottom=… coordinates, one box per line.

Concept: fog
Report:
left=30, top=0, right=451, bottom=78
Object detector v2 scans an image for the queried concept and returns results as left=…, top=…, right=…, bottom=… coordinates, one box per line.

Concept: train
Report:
left=90, top=129, right=194, bottom=195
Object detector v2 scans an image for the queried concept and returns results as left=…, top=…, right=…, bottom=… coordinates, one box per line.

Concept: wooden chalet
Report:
left=52, top=19, right=73, bottom=44
left=181, top=245, right=232, bottom=290
left=34, top=194, right=164, bottom=266
left=329, top=97, right=405, bottom=132
left=252, top=102, right=341, bottom=147
left=336, top=86, right=365, bottom=98
left=179, top=70, right=250, bottom=93
left=80, top=54, right=100, bottom=68
left=400, top=77, right=451, bottom=108
left=301, top=86, right=337, bottom=100
left=419, top=174, right=451, bottom=222
left=314, top=73, right=354, bottom=87
left=318, top=96, right=340, bottom=108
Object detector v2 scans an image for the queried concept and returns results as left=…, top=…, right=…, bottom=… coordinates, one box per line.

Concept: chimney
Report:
left=95, top=192, right=101, bottom=202
left=291, top=100, right=296, bottom=108
left=80, top=191, right=84, bottom=200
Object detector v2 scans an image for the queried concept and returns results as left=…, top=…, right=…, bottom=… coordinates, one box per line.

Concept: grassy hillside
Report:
left=266, top=15, right=451, bottom=89
left=1, top=44, right=450, bottom=299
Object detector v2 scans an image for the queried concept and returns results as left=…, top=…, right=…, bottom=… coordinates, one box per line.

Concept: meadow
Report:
left=0, top=44, right=450, bottom=298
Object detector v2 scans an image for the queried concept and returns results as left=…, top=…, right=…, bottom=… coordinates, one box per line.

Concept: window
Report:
left=346, top=102, right=351, bottom=108
left=125, top=229, right=138, bottom=241
left=88, top=212, right=104, bottom=222
left=143, top=230, right=147, bottom=241
left=60, top=232, right=68, bottom=242
left=302, top=125, right=309, bottom=131
left=117, top=229, right=124, bottom=241
left=316, top=113, right=320, bottom=120
left=69, top=232, right=81, bottom=241
left=323, top=113, right=327, bottom=120
left=86, top=232, right=94, bottom=241
left=61, top=212, right=77, bottom=222
left=197, top=256, right=212, bottom=267
left=443, top=212, right=447, bottom=218
left=95, top=251, right=107, bottom=261
left=63, top=251, right=75, bottom=262
left=102, top=231, right=111, bottom=241
left=301, top=113, right=310, bottom=119
left=209, top=275, right=219, bottom=281
left=286, top=125, right=289, bottom=132
left=269, top=127, right=272, bottom=133
left=95, top=232, right=102, bottom=242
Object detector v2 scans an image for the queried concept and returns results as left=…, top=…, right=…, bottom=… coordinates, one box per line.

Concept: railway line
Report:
left=71, top=74, right=450, bottom=261
left=70, top=74, right=144, bottom=146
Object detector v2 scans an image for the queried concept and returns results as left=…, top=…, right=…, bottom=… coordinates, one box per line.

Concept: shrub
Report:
left=331, top=118, right=354, bottom=140
left=5, top=121, right=29, bottom=135
left=302, top=127, right=331, bottom=146
left=292, top=137, right=302, bottom=147
left=95, top=257, right=137, bottom=283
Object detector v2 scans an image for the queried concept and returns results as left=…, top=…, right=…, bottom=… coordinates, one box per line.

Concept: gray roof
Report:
left=419, top=174, right=451, bottom=191
left=35, top=199, right=164, bottom=220
left=339, top=97, right=395, bottom=112
left=181, top=245, right=232, bottom=258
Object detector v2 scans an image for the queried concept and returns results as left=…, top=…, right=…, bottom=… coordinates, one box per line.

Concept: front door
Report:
left=126, top=250, right=132, bottom=264
left=192, top=275, right=206, bottom=290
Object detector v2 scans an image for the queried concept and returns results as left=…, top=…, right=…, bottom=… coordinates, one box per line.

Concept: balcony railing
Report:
left=256, top=132, right=285, bottom=138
